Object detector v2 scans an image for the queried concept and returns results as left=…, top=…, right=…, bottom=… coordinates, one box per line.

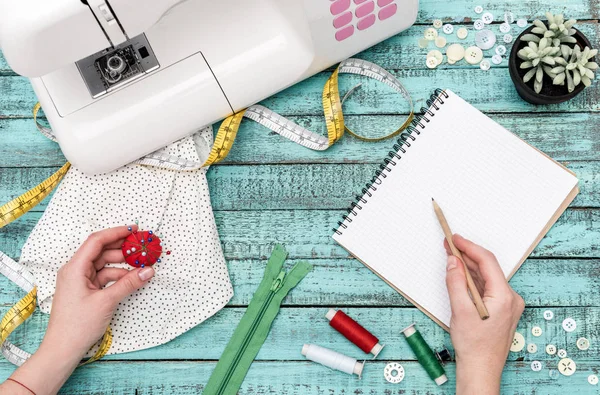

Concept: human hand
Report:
left=444, top=234, right=525, bottom=395
left=5, top=225, right=155, bottom=395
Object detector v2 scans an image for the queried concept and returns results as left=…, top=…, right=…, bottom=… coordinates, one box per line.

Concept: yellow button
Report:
left=424, top=28, right=438, bottom=40
left=558, top=358, right=576, bottom=376
left=577, top=337, right=590, bottom=351
left=465, top=46, right=483, bottom=65
left=510, top=332, right=525, bottom=352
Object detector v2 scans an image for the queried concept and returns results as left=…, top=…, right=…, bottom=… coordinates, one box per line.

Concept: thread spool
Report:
left=401, top=324, right=448, bottom=386
left=326, top=309, right=384, bottom=357
left=436, top=348, right=452, bottom=365
left=302, top=344, right=364, bottom=378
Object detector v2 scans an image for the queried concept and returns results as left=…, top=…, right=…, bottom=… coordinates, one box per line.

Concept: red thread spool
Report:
left=326, top=309, right=384, bottom=357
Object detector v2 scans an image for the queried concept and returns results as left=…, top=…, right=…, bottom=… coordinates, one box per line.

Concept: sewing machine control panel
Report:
left=76, top=34, right=159, bottom=98
left=330, top=0, right=398, bottom=41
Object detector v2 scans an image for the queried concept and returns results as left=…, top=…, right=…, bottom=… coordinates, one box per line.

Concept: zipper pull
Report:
left=270, top=270, right=286, bottom=292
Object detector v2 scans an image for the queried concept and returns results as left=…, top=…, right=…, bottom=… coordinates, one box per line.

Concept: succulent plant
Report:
left=550, top=46, right=598, bottom=92
left=518, top=38, right=561, bottom=93
left=521, top=13, right=578, bottom=47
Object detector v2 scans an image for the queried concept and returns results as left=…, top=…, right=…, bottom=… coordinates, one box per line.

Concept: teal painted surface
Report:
left=0, top=0, right=599, bottom=393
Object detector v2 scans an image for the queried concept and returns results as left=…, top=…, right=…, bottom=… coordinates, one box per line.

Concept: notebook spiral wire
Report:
left=334, top=89, right=449, bottom=235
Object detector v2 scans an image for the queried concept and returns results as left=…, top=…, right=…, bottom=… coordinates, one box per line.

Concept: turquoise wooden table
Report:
left=1, top=1, right=599, bottom=393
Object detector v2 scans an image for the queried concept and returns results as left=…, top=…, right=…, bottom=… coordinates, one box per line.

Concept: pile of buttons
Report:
left=420, top=5, right=529, bottom=70
left=509, top=310, right=597, bottom=386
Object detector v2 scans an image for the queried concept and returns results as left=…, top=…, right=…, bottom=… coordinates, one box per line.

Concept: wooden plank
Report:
left=0, top=258, right=597, bottom=308
left=2, top=65, right=600, bottom=118
left=1, top=3, right=598, bottom=74
left=0, top=360, right=597, bottom=394
left=1, top=21, right=597, bottom=75
left=0, top=306, right=597, bottom=362
left=1, top=208, right=598, bottom=259
left=2, top=112, right=600, bottom=168
left=1, top=161, right=597, bottom=211
left=206, top=162, right=597, bottom=210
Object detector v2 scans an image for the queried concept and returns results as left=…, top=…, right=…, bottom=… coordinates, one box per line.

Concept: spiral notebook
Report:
left=332, top=89, right=579, bottom=330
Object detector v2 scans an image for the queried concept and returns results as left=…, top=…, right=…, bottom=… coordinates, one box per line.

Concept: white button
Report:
left=481, top=12, right=494, bottom=24
left=443, top=24, right=454, bottom=34
left=546, top=344, right=557, bottom=355
left=433, top=19, right=443, bottom=29
left=577, top=337, right=590, bottom=351
left=424, top=28, right=438, bottom=40
left=474, top=20, right=485, bottom=30
left=531, top=360, right=542, bottom=372
left=474, top=5, right=483, bottom=14
left=504, top=11, right=515, bottom=24
left=457, top=27, right=469, bottom=39
left=435, top=36, right=447, bottom=48
left=557, top=349, right=567, bottom=358
left=510, top=332, right=525, bottom=352
left=448, top=58, right=456, bottom=65
left=549, top=369, right=560, bottom=379
left=558, top=358, right=576, bottom=376
left=418, top=38, right=430, bottom=48
left=426, top=57, right=439, bottom=69
left=531, top=326, right=543, bottom=337
left=589, top=374, right=599, bottom=385
left=496, top=45, right=507, bottom=56
left=479, top=59, right=491, bottom=70
left=500, top=22, right=511, bottom=33
left=543, top=310, right=554, bottom=320
left=527, top=343, right=537, bottom=353
left=492, top=54, right=503, bottom=64
left=562, top=318, right=577, bottom=332
left=517, top=18, right=528, bottom=28
left=427, top=50, right=443, bottom=64
left=447, top=43, right=465, bottom=61
left=503, top=34, right=513, bottom=43
left=475, top=29, right=496, bottom=50
left=465, top=46, right=484, bottom=65
left=384, top=362, right=405, bottom=383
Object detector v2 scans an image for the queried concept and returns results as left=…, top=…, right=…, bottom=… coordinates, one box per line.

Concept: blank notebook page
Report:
left=333, top=90, right=578, bottom=328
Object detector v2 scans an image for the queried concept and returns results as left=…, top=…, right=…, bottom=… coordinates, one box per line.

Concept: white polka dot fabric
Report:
left=19, top=129, right=233, bottom=356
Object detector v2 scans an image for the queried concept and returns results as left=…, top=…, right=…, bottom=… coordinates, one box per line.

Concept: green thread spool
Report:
left=402, top=323, right=448, bottom=386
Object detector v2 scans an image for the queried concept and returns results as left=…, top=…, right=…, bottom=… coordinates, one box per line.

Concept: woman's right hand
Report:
left=444, top=234, right=525, bottom=395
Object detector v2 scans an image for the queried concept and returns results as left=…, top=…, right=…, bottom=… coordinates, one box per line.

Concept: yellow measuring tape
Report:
left=0, top=58, right=413, bottom=366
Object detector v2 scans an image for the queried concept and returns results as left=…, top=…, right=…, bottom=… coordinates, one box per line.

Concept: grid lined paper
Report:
left=333, top=90, right=579, bottom=328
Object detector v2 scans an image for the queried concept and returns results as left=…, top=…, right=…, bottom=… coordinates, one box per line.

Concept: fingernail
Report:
left=447, top=256, right=457, bottom=271
left=138, top=267, right=155, bottom=281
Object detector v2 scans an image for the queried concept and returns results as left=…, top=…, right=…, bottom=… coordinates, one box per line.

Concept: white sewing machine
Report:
left=0, top=0, right=418, bottom=174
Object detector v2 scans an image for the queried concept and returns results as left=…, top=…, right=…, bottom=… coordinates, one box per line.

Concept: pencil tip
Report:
left=431, top=197, right=434, bottom=201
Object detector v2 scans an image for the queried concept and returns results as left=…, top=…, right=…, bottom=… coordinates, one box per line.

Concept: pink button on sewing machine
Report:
left=357, top=14, right=376, bottom=30
left=355, top=1, right=374, bottom=18
left=335, top=25, right=355, bottom=41
left=333, top=11, right=353, bottom=29
left=330, top=0, right=351, bottom=15
left=378, top=3, right=397, bottom=20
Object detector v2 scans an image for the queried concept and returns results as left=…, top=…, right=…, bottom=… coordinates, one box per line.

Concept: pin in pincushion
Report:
left=121, top=229, right=163, bottom=268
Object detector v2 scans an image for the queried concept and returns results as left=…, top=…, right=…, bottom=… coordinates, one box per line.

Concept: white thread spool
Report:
left=302, top=344, right=364, bottom=377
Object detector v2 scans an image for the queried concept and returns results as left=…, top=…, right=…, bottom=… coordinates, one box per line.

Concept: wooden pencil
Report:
left=431, top=198, right=490, bottom=320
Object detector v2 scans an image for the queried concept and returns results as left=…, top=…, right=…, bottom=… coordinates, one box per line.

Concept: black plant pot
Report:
left=509, top=25, right=593, bottom=105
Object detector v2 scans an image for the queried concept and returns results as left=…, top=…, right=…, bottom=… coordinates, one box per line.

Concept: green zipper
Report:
left=203, top=245, right=312, bottom=395
left=214, top=270, right=285, bottom=395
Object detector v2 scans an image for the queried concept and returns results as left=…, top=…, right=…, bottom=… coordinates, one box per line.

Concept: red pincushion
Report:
left=121, top=231, right=163, bottom=268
